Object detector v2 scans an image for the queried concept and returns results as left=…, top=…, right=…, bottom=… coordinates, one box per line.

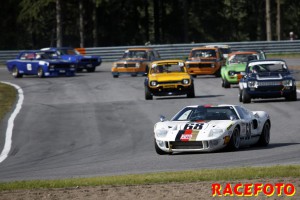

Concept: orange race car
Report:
left=111, top=48, right=161, bottom=78
left=185, top=46, right=226, bottom=77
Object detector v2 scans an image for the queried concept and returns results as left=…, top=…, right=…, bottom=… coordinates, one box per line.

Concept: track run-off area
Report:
left=0, top=60, right=300, bottom=182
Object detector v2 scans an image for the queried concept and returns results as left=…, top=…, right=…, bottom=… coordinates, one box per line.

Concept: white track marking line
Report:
left=0, top=82, right=24, bottom=163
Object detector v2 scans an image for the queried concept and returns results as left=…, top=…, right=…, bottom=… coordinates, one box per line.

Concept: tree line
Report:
left=1, top=0, right=300, bottom=50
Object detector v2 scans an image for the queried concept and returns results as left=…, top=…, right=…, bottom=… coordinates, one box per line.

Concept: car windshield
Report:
left=36, top=51, right=60, bottom=59
left=191, top=49, right=216, bottom=58
left=151, top=62, right=185, bottom=73
left=248, top=62, right=288, bottom=73
left=172, top=106, right=239, bottom=121
left=229, top=54, right=258, bottom=64
left=57, top=49, right=80, bottom=55
left=123, top=50, right=147, bottom=59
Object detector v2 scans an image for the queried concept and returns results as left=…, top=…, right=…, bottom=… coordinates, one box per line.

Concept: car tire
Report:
left=257, top=121, right=270, bottom=146
left=239, top=89, right=243, bottom=102
left=145, top=86, right=153, bottom=100
left=12, top=66, right=23, bottom=78
left=154, top=139, right=168, bottom=155
left=227, top=126, right=240, bottom=151
left=223, top=79, right=230, bottom=88
left=87, top=67, right=96, bottom=72
left=285, top=90, right=297, bottom=101
left=187, top=84, right=195, bottom=98
left=113, top=74, right=119, bottom=78
left=192, top=75, right=197, bottom=78
left=37, top=67, right=44, bottom=78
left=242, top=89, right=251, bottom=103
left=214, top=68, right=221, bottom=77
left=131, top=74, right=137, bottom=77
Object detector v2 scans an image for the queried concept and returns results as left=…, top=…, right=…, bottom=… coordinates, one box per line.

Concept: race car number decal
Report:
left=26, top=64, right=32, bottom=71
left=183, top=123, right=204, bottom=130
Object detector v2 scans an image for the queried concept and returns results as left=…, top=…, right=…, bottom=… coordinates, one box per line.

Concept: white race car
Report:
left=154, top=104, right=271, bottom=154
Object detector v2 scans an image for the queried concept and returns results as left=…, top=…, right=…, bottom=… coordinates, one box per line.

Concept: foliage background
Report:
left=1, top=0, right=300, bottom=50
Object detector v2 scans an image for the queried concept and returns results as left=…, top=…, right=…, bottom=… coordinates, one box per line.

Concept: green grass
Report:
left=0, top=165, right=299, bottom=191
left=0, top=82, right=17, bottom=121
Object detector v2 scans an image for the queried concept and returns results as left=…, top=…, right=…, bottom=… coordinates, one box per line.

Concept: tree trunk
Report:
left=56, top=0, right=62, bottom=47
left=266, top=0, right=272, bottom=41
left=79, top=0, right=84, bottom=47
left=276, top=0, right=281, bottom=40
left=92, top=0, right=98, bottom=47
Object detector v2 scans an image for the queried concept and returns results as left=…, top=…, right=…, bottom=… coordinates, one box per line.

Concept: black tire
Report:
left=239, top=89, right=243, bottom=102
left=12, top=66, right=23, bottom=78
left=223, top=79, right=230, bottom=88
left=37, top=67, right=44, bottom=78
left=131, top=73, right=137, bottom=77
left=76, top=68, right=83, bottom=72
left=257, top=122, right=270, bottom=146
left=187, top=84, right=195, bottom=98
left=154, top=139, right=168, bottom=155
left=242, top=89, right=251, bottom=103
left=145, top=86, right=153, bottom=100
left=113, top=74, right=119, bottom=78
left=285, top=90, right=297, bottom=101
left=192, top=75, right=197, bottom=78
left=214, top=68, right=221, bottom=77
left=86, top=67, right=96, bottom=72
left=227, top=126, right=240, bottom=151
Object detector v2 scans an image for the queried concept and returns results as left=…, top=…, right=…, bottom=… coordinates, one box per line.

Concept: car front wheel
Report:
left=145, top=86, right=153, bottom=100
left=12, top=66, right=23, bottom=78
left=242, top=89, right=251, bottom=103
left=227, top=127, right=240, bottom=151
left=154, top=139, right=168, bottom=155
left=37, top=67, right=44, bottom=78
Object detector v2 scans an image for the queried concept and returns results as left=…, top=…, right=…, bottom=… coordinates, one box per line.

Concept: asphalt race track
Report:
left=0, top=60, right=300, bottom=182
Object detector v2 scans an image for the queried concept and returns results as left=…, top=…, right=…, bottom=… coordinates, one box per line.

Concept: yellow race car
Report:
left=144, top=60, right=195, bottom=100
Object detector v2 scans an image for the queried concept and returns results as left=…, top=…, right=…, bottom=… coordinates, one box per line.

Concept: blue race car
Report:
left=6, top=50, right=76, bottom=78
left=239, top=59, right=297, bottom=103
left=41, top=47, right=102, bottom=72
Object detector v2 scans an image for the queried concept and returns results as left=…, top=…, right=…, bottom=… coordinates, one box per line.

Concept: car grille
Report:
left=188, top=63, right=212, bottom=68
left=170, top=141, right=203, bottom=149
left=257, top=81, right=282, bottom=86
left=116, top=63, right=136, bottom=68
left=158, top=81, right=182, bottom=84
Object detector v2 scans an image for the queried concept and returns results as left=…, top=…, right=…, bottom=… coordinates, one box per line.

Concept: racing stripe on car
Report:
left=175, top=129, right=200, bottom=142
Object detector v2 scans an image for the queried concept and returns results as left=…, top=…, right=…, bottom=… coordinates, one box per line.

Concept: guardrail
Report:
left=1, top=40, right=300, bottom=64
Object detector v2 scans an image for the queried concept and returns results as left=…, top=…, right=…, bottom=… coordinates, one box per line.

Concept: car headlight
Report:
left=150, top=81, right=157, bottom=86
left=248, top=81, right=257, bottom=88
left=155, top=129, right=168, bottom=138
left=208, top=129, right=224, bottom=137
left=282, top=80, right=293, bottom=86
left=136, top=62, right=140, bottom=68
left=228, top=71, right=235, bottom=76
left=182, top=79, right=190, bottom=85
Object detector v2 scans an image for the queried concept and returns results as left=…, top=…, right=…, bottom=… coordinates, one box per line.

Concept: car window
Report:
left=236, top=106, right=251, bottom=120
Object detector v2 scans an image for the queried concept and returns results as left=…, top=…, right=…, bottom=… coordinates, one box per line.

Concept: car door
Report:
left=235, top=106, right=252, bottom=140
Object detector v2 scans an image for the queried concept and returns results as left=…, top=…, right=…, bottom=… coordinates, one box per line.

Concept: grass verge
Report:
left=0, top=165, right=299, bottom=191
left=0, top=82, right=17, bottom=121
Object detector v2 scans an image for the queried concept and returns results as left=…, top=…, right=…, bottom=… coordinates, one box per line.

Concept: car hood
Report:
left=251, top=72, right=292, bottom=80
left=225, top=63, right=247, bottom=72
left=150, top=73, right=190, bottom=81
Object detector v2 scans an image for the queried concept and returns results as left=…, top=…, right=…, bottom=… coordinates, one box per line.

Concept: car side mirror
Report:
left=160, top=115, right=166, bottom=122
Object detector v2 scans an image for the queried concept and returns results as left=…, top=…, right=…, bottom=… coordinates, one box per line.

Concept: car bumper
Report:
left=246, top=87, right=296, bottom=98
left=155, top=139, right=226, bottom=153
left=148, top=85, right=192, bottom=96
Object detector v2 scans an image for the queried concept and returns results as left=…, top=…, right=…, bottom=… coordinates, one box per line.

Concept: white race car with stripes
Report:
left=154, top=104, right=271, bottom=154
